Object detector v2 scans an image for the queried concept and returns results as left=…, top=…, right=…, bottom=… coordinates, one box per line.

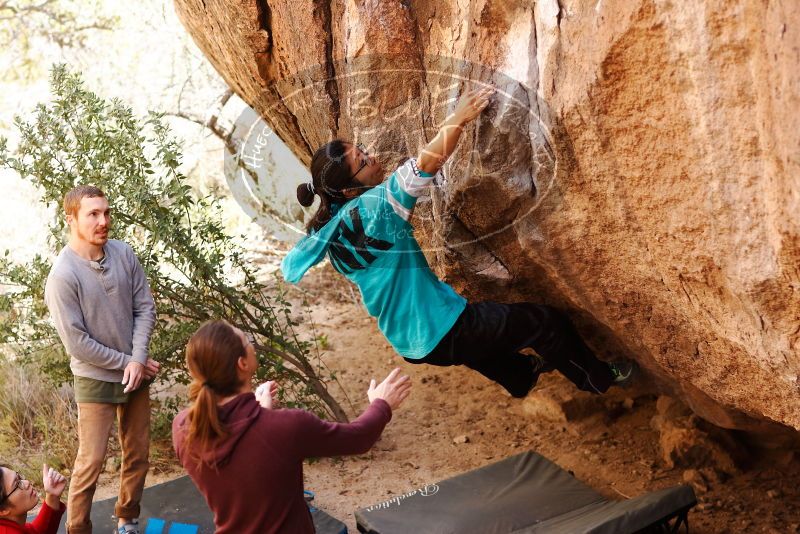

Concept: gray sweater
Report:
left=44, top=239, right=156, bottom=383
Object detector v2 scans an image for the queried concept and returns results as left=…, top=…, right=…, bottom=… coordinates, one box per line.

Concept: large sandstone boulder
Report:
left=173, top=0, right=800, bottom=435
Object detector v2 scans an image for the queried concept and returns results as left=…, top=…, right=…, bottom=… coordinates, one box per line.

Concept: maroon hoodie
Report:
left=172, top=393, right=391, bottom=534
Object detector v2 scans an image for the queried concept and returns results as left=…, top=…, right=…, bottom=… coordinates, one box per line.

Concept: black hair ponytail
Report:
left=296, top=182, right=315, bottom=207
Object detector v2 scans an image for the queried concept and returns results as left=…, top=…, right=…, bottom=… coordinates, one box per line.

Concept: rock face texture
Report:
left=174, top=0, right=800, bottom=434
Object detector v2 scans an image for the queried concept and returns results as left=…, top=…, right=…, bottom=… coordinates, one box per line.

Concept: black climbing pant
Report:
left=405, top=302, right=615, bottom=398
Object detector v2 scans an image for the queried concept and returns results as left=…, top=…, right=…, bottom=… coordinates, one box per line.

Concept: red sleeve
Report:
left=25, top=501, right=65, bottom=534
left=293, top=400, right=393, bottom=459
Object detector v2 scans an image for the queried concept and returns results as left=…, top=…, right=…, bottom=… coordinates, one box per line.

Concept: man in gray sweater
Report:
left=44, top=185, right=159, bottom=534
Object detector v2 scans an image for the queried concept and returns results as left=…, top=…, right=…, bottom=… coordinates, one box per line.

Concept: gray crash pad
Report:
left=355, top=451, right=695, bottom=534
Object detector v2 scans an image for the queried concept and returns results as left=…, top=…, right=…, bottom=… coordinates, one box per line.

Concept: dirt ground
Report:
left=95, top=264, right=799, bottom=533
left=292, top=267, right=800, bottom=534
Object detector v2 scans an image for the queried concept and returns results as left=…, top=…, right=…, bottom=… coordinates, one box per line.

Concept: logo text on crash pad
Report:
left=365, top=483, right=440, bottom=511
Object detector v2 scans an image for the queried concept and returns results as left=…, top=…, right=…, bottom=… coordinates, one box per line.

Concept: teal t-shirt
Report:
left=282, top=158, right=467, bottom=358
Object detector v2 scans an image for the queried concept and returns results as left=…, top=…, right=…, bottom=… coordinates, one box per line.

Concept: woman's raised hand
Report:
left=418, top=85, right=495, bottom=174
left=42, top=464, right=67, bottom=498
left=451, top=86, right=494, bottom=125
left=367, top=368, right=412, bottom=411
left=255, top=380, right=279, bottom=409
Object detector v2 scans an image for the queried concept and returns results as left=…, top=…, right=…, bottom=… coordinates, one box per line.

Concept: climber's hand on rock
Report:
left=452, top=86, right=494, bottom=125
left=418, top=86, right=494, bottom=175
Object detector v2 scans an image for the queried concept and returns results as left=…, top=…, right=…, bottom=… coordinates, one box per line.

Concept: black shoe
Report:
left=517, top=356, right=550, bottom=398
left=608, top=360, right=636, bottom=386
left=530, top=354, right=554, bottom=375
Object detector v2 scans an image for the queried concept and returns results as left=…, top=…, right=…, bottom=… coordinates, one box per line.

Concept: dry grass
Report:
left=0, top=360, right=181, bottom=489
left=0, top=362, right=79, bottom=482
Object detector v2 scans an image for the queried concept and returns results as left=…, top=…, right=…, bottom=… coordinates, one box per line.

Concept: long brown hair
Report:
left=182, top=320, right=246, bottom=466
left=297, top=140, right=362, bottom=233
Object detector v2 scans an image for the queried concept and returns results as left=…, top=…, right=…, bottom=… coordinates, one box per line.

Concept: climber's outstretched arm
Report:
left=417, top=87, right=494, bottom=175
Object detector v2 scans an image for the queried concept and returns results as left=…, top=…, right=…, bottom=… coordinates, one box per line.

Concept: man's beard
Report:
left=77, top=226, right=109, bottom=246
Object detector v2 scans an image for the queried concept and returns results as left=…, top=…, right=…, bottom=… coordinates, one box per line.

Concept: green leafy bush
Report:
left=0, top=65, right=347, bottom=422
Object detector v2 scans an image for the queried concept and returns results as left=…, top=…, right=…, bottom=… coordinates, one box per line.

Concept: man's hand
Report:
left=42, top=464, right=67, bottom=498
left=143, top=358, right=160, bottom=380
left=255, top=380, right=278, bottom=409
left=367, top=368, right=412, bottom=411
left=122, top=361, right=145, bottom=393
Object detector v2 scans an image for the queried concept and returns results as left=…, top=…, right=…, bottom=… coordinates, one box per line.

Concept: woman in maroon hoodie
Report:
left=0, top=465, right=67, bottom=534
left=172, top=320, right=411, bottom=534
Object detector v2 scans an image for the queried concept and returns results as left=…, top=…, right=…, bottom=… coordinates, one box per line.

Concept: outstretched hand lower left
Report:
left=42, top=464, right=67, bottom=498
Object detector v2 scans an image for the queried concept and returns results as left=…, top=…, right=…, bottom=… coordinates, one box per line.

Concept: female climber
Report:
left=282, top=86, right=634, bottom=398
